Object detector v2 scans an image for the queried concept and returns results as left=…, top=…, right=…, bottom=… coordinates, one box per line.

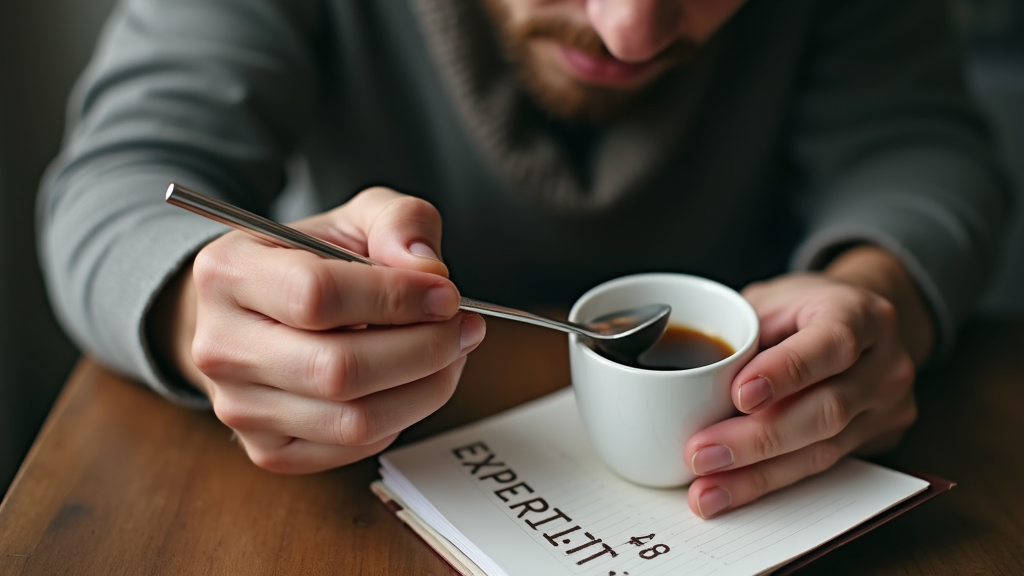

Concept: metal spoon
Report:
left=164, top=183, right=671, bottom=363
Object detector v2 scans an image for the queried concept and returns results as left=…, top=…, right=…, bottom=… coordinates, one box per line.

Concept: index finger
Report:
left=231, top=244, right=461, bottom=329
left=731, top=315, right=875, bottom=413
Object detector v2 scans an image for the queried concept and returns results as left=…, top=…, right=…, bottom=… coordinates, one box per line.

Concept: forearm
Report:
left=38, top=164, right=226, bottom=406
left=790, top=0, right=1009, bottom=357
left=38, top=0, right=322, bottom=402
left=824, top=245, right=935, bottom=366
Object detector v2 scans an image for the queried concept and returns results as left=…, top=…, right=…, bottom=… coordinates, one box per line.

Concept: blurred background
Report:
left=0, top=0, right=118, bottom=493
left=1, top=0, right=1022, bottom=495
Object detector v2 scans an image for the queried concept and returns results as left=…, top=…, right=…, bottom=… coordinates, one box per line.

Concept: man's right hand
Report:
left=150, top=187, right=486, bottom=473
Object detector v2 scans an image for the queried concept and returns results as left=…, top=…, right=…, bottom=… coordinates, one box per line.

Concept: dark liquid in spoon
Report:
left=628, top=324, right=735, bottom=370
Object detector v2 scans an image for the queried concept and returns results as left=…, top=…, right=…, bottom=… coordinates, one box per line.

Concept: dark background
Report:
left=1, top=0, right=1023, bottom=495
left=0, top=0, right=119, bottom=493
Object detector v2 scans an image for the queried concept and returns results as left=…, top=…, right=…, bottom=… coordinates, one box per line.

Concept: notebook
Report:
left=374, top=388, right=951, bottom=576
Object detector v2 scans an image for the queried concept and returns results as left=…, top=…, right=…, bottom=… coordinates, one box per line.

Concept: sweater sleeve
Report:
left=37, top=0, right=323, bottom=406
left=788, top=0, right=1012, bottom=356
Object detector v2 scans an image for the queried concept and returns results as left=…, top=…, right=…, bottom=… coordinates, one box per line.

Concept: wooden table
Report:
left=2, top=317, right=1023, bottom=575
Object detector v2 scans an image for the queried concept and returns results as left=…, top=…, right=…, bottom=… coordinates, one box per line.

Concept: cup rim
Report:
left=569, top=273, right=760, bottom=376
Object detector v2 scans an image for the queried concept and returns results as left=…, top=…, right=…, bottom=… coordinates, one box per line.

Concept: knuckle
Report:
left=779, top=344, right=812, bottom=389
left=808, top=442, right=844, bottom=474
left=843, top=284, right=870, bottom=306
left=190, top=250, right=215, bottom=290
left=211, top=396, right=251, bottom=431
left=350, top=186, right=398, bottom=209
left=310, top=346, right=361, bottom=401
left=817, top=388, right=850, bottom=439
left=829, top=322, right=861, bottom=369
left=333, top=403, right=376, bottom=446
left=873, top=296, right=898, bottom=328
left=749, top=465, right=774, bottom=498
left=378, top=195, right=444, bottom=242
left=375, top=282, right=409, bottom=323
left=751, top=421, right=784, bottom=460
left=392, top=195, right=441, bottom=222
left=247, top=446, right=291, bottom=473
left=191, top=244, right=234, bottom=295
left=359, top=185, right=398, bottom=201
left=890, top=352, right=916, bottom=390
left=424, top=327, right=459, bottom=370
left=191, top=330, right=233, bottom=378
left=284, top=265, right=331, bottom=328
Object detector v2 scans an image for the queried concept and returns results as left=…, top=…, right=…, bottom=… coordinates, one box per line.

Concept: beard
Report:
left=481, top=0, right=698, bottom=123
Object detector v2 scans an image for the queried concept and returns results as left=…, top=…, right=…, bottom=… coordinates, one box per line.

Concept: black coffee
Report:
left=634, top=324, right=735, bottom=370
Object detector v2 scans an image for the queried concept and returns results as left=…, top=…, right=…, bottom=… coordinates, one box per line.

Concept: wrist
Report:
left=147, top=260, right=209, bottom=397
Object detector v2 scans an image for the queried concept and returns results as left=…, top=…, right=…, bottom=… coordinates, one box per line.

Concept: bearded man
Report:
left=39, top=0, right=1008, bottom=519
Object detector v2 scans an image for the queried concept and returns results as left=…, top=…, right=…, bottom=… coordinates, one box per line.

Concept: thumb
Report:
left=297, top=186, right=450, bottom=278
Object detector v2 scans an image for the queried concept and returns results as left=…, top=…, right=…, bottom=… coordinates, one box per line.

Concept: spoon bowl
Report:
left=165, top=183, right=671, bottom=362
left=457, top=298, right=670, bottom=364
left=584, top=303, right=672, bottom=364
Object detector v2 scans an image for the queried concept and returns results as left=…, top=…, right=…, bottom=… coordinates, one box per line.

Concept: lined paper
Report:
left=380, top=389, right=928, bottom=576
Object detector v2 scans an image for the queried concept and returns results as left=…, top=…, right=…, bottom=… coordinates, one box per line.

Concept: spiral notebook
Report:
left=374, top=389, right=951, bottom=576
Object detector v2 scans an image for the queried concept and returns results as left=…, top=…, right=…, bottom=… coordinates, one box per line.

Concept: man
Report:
left=39, top=0, right=1008, bottom=519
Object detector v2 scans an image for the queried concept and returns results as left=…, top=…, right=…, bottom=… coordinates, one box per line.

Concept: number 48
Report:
left=628, top=534, right=670, bottom=560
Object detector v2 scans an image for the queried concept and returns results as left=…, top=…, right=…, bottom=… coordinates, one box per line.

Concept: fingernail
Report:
left=409, top=241, right=440, bottom=262
left=738, top=377, right=773, bottom=412
left=460, top=314, right=486, bottom=351
left=423, top=286, right=459, bottom=317
left=697, top=486, right=732, bottom=519
left=691, top=444, right=734, bottom=475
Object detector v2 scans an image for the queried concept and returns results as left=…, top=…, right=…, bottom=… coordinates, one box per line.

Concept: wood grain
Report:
left=1, top=317, right=1022, bottom=575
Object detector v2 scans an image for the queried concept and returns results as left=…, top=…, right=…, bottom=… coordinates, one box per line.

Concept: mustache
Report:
left=510, top=18, right=697, bottom=64
left=513, top=19, right=613, bottom=57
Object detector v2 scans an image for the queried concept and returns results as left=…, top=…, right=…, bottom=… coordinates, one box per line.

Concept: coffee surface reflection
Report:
left=619, top=324, right=735, bottom=370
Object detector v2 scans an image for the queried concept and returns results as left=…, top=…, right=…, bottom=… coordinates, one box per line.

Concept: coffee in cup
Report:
left=598, top=323, right=736, bottom=371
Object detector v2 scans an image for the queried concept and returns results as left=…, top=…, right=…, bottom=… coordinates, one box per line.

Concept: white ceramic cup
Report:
left=569, top=273, right=760, bottom=488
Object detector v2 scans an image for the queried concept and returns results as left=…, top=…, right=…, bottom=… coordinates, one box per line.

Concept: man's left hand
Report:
left=684, top=246, right=933, bottom=518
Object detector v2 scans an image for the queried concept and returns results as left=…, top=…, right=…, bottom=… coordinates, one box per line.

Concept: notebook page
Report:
left=380, top=389, right=928, bottom=576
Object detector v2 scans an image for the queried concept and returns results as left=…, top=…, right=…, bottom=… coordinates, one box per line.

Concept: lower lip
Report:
left=557, top=44, right=654, bottom=86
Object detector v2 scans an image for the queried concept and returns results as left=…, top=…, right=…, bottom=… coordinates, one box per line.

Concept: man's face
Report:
left=482, top=0, right=746, bottom=122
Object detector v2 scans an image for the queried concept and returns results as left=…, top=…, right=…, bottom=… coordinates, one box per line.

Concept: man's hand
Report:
left=150, top=187, right=486, bottom=473
left=684, top=246, right=933, bottom=518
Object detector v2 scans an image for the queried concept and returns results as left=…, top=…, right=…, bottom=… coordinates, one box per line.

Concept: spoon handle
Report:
left=456, top=297, right=581, bottom=335
left=165, top=183, right=380, bottom=266
left=164, top=183, right=587, bottom=337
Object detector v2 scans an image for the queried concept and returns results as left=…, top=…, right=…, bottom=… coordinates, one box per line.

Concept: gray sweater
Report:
left=39, top=0, right=1009, bottom=407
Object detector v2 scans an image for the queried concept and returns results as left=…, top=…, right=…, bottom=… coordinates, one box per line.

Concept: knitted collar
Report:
left=410, top=0, right=724, bottom=213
